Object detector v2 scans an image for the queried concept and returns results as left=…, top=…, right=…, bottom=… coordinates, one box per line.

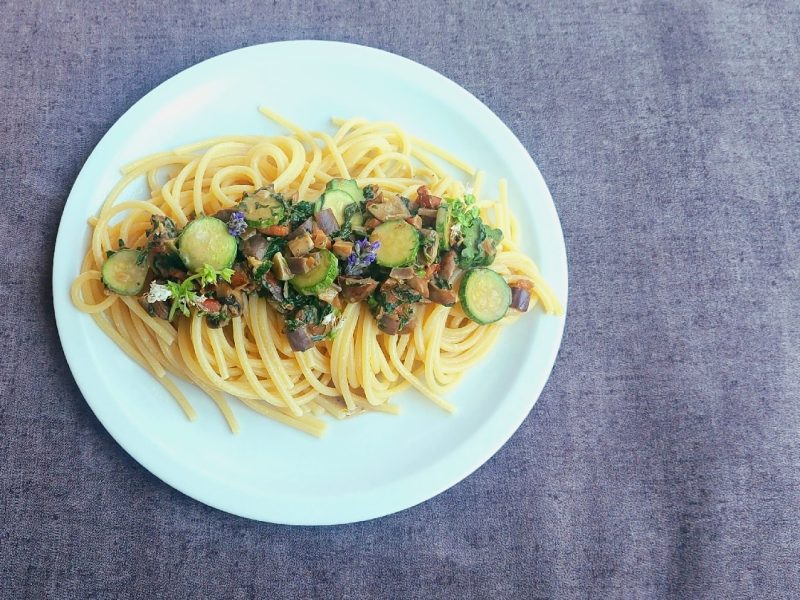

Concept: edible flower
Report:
left=227, top=211, right=247, bottom=237
left=146, top=281, right=173, bottom=303
left=345, top=239, right=380, bottom=276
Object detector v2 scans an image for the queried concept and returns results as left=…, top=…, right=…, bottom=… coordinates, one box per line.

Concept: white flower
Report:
left=146, top=281, right=172, bottom=303
left=465, top=183, right=474, bottom=195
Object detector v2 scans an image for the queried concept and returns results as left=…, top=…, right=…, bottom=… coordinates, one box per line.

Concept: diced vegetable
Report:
left=338, top=277, right=378, bottom=303
left=287, top=231, right=314, bottom=256
left=240, top=234, right=268, bottom=259
left=366, top=195, right=411, bottom=222
left=314, top=208, right=340, bottom=235
left=290, top=249, right=338, bottom=295
left=459, top=268, right=511, bottom=324
left=510, top=280, right=533, bottom=312
left=389, top=267, right=415, bottom=280
left=287, top=254, right=320, bottom=275
left=287, top=218, right=313, bottom=240
left=331, top=239, right=354, bottom=259
left=317, top=189, right=363, bottom=228
left=177, top=217, right=237, bottom=272
left=435, top=204, right=452, bottom=250
left=287, top=326, right=315, bottom=352
left=258, top=226, right=287, bottom=238
left=271, top=251, right=293, bottom=281
left=101, top=249, right=148, bottom=296
left=241, top=188, right=285, bottom=228
left=369, top=220, right=420, bottom=267
left=428, top=284, right=456, bottom=306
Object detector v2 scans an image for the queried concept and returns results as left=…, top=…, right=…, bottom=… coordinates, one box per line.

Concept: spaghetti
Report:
left=70, top=110, right=562, bottom=436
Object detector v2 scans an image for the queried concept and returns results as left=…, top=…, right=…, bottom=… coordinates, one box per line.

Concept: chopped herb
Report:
left=264, top=237, right=287, bottom=260
left=253, top=260, right=272, bottom=281
left=289, top=201, right=316, bottom=229
left=165, top=279, right=202, bottom=320
left=447, top=194, right=502, bottom=268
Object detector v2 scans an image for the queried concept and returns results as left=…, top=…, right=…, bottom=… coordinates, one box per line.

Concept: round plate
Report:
left=53, top=41, right=568, bottom=525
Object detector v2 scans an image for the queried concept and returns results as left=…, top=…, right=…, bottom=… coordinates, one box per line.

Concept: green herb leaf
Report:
left=264, top=237, right=287, bottom=260
left=289, top=201, right=316, bottom=229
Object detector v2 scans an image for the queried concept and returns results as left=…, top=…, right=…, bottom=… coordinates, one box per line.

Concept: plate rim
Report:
left=53, top=40, right=569, bottom=525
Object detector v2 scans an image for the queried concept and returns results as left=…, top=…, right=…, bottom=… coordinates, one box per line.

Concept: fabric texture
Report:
left=1, top=1, right=798, bottom=598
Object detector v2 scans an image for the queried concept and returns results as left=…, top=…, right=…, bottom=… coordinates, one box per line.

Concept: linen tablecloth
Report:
left=1, top=1, right=798, bottom=598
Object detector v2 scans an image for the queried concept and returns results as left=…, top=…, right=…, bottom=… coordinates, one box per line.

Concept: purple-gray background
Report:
left=1, top=1, right=798, bottom=598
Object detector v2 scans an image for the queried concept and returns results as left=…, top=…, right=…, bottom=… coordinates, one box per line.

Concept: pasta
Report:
left=70, top=109, right=562, bottom=436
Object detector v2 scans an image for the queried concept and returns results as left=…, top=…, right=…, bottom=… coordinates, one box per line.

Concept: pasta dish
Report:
left=70, top=109, right=562, bottom=436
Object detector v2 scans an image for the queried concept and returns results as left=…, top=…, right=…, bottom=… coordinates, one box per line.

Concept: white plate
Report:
left=53, top=41, right=568, bottom=525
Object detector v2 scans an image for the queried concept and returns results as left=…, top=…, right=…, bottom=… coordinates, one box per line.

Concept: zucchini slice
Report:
left=435, top=203, right=452, bottom=250
left=289, top=249, right=339, bottom=295
left=241, top=189, right=285, bottom=228
left=326, top=178, right=365, bottom=203
left=101, top=249, right=148, bottom=296
left=459, top=268, right=512, bottom=324
left=369, top=220, right=420, bottom=267
left=317, top=188, right=364, bottom=228
left=177, top=217, right=237, bottom=273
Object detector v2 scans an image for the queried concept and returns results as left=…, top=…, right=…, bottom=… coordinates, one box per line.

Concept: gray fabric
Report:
left=1, top=0, right=798, bottom=598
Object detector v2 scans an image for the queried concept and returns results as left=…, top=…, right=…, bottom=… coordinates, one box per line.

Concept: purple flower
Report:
left=345, top=239, right=380, bottom=275
left=227, top=211, right=247, bottom=237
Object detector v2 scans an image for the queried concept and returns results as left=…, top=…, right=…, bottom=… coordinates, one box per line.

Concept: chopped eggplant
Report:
left=366, top=194, right=411, bottom=221
left=287, top=217, right=314, bottom=240
left=509, top=280, right=533, bottom=312
left=317, top=285, right=340, bottom=304
left=331, top=239, right=354, bottom=259
left=338, top=276, right=378, bottom=303
left=287, top=325, right=315, bottom=352
left=241, top=234, right=268, bottom=260
left=287, top=253, right=320, bottom=275
left=271, top=251, right=293, bottom=280
left=287, top=231, right=315, bottom=256
left=406, top=277, right=430, bottom=298
left=261, top=272, right=285, bottom=302
left=314, top=208, right=340, bottom=235
left=389, top=267, right=416, bottom=280
left=428, top=282, right=457, bottom=306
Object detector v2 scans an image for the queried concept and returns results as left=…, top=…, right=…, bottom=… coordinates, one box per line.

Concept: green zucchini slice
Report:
left=369, top=220, right=420, bottom=267
left=177, top=217, right=237, bottom=273
left=459, top=268, right=511, bottom=324
left=101, top=249, right=148, bottom=296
